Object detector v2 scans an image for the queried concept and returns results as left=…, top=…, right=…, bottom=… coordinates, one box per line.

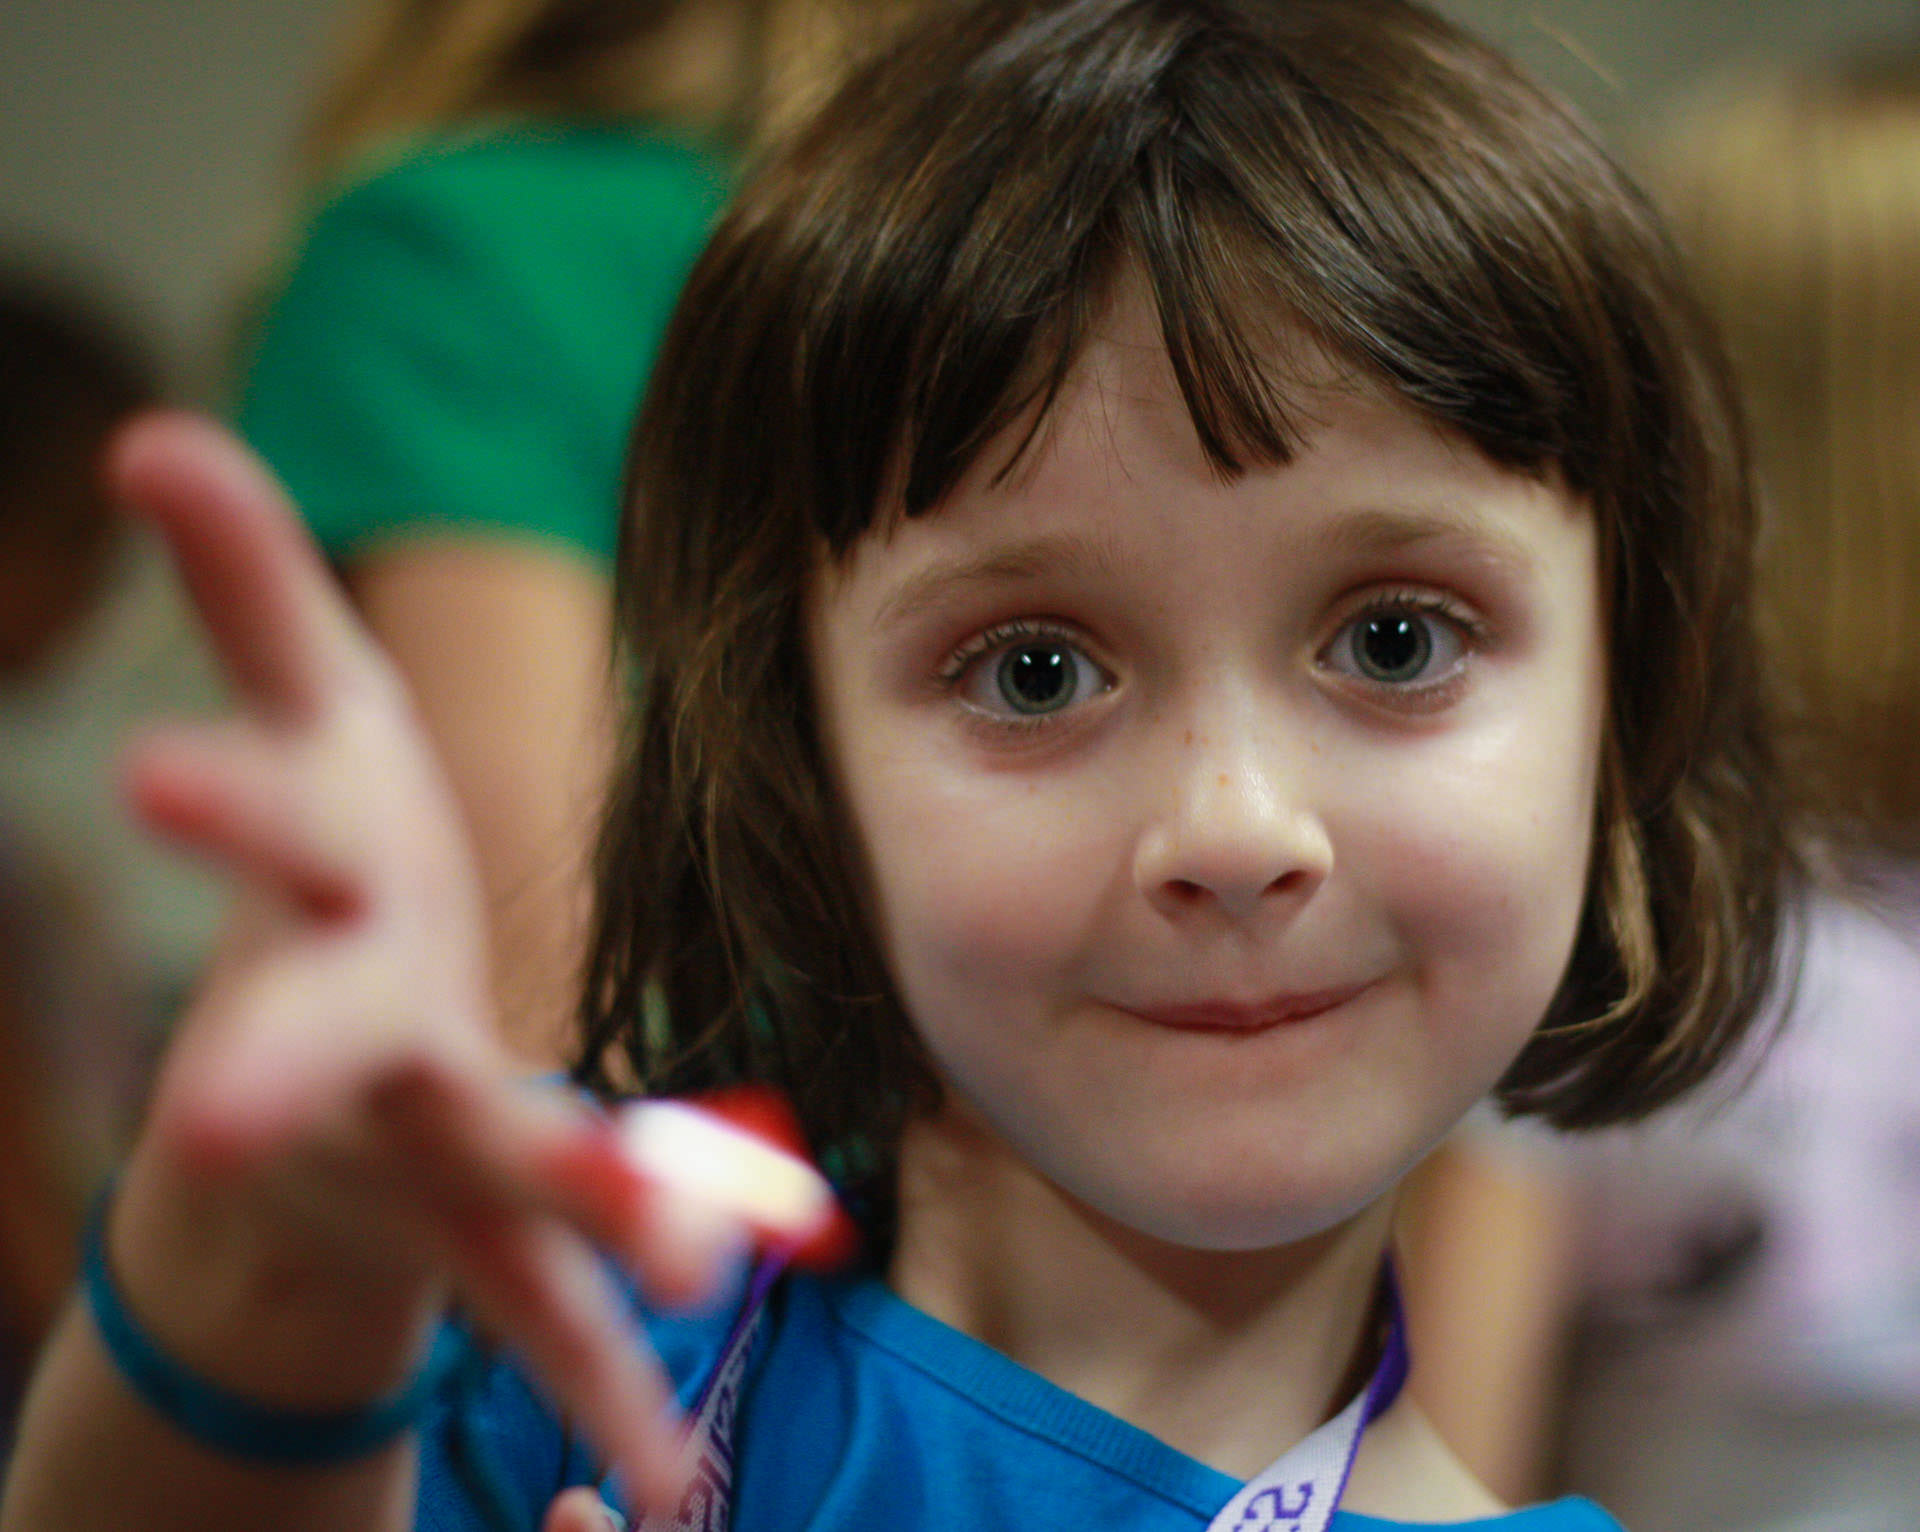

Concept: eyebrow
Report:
left=872, top=529, right=1128, bottom=630
left=870, top=500, right=1545, bottom=630
left=1316, top=503, right=1543, bottom=578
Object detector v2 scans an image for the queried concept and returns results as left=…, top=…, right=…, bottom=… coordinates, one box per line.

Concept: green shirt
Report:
left=236, top=123, right=733, bottom=566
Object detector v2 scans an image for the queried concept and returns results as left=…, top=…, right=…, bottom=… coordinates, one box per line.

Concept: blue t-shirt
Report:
left=415, top=1271, right=1622, bottom=1532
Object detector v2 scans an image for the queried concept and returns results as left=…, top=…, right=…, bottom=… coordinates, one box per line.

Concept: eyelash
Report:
left=1348, top=587, right=1484, bottom=636
left=1322, top=588, right=1488, bottom=702
left=939, top=618, right=1072, bottom=679
left=937, top=618, right=1106, bottom=734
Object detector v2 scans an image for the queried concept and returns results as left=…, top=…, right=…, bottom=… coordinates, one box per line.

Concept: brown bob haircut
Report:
left=579, top=0, right=1791, bottom=1203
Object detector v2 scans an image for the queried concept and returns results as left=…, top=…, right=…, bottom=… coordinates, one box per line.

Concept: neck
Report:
left=887, top=1110, right=1397, bottom=1479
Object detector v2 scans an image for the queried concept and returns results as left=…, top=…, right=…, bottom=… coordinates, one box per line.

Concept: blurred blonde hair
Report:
left=298, top=0, right=918, bottom=185
left=1644, top=56, right=1920, bottom=845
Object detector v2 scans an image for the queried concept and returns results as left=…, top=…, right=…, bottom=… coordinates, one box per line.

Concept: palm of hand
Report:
left=102, top=415, right=702, bottom=1513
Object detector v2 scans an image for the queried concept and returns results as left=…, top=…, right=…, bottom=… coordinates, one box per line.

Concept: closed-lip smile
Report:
left=1127, top=984, right=1373, bottom=1033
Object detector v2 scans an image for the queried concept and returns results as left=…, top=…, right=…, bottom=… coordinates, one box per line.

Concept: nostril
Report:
left=1158, top=867, right=1313, bottom=914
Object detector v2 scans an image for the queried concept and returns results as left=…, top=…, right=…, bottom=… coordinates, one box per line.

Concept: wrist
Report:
left=106, top=1153, right=447, bottom=1418
left=85, top=1175, right=457, bottom=1465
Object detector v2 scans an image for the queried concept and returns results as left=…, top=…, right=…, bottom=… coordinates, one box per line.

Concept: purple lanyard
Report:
left=643, top=1260, right=1408, bottom=1532
left=642, top=1255, right=786, bottom=1532
left=1202, top=1265, right=1410, bottom=1532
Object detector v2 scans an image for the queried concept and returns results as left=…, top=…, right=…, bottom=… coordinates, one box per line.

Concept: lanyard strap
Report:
left=640, top=1260, right=1408, bottom=1532
left=1201, top=1266, right=1410, bottom=1532
left=642, top=1254, right=785, bottom=1532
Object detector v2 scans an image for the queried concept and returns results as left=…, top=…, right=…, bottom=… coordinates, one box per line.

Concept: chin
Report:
left=1057, top=1142, right=1406, bottom=1255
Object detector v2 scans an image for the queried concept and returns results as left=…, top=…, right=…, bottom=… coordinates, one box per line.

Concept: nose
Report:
left=1133, top=705, right=1332, bottom=923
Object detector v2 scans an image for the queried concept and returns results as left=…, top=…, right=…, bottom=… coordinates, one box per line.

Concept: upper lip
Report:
left=1125, top=984, right=1372, bottom=1032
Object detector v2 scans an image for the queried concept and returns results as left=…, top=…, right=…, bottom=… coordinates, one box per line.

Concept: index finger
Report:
left=107, top=410, right=366, bottom=718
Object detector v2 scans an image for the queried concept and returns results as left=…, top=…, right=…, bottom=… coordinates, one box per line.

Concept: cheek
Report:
left=842, top=749, right=1122, bottom=1006
left=1357, top=717, right=1600, bottom=1037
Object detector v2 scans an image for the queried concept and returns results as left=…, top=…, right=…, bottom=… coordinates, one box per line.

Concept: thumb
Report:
left=542, top=1486, right=627, bottom=1532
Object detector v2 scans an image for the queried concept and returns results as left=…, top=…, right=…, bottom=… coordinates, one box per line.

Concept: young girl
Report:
left=1, top=1, right=1789, bottom=1529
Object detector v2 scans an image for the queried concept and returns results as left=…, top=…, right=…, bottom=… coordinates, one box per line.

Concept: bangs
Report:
left=749, top=0, right=1655, bottom=556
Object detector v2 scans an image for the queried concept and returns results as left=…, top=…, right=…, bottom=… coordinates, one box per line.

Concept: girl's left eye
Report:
left=1323, top=601, right=1471, bottom=689
left=949, top=627, right=1111, bottom=719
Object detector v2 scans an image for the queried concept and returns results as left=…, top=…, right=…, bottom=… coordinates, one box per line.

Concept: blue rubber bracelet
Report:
left=82, top=1183, right=457, bottom=1466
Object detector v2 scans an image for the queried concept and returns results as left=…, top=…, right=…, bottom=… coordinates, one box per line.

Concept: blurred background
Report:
left=4, top=0, right=1919, bottom=402
left=4, top=0, right=1920, bottom=1520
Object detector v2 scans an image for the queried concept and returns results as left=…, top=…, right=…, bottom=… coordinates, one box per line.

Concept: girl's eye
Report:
left=1324, top=603, right=1469, bottom=688
left=950, top=628, right=1110, bottom=719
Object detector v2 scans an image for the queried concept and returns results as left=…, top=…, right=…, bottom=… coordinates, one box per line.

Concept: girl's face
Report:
left=808, top=297, right=1605, bottom=1251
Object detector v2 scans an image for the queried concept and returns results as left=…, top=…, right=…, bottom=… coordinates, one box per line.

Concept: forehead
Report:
left=808, top=293, right=1592, bottom=638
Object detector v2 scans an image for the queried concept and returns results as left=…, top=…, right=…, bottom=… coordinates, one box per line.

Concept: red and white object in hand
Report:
left=616, top=1090, right=854, bottom=1276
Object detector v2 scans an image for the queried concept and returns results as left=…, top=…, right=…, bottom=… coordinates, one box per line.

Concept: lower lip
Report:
left=1125, top=985, right=1372, bottom=1035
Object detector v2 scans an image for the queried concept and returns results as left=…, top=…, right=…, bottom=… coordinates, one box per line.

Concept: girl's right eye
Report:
left=944, top=623, right=1112, bottom=721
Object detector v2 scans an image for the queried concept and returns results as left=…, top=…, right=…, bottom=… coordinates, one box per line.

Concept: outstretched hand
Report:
left=91, top=415, right=731, bottom=1516
left=116, top=410, right=498, bottom=1166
